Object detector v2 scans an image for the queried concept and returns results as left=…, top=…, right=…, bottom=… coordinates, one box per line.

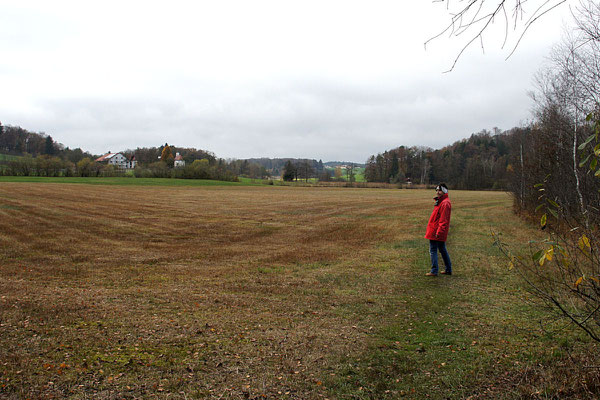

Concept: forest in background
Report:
left=0, top=126, right=369, bottom=182
left=0, top=121, right=540, bottom=187
left=364, top=127, right=513, bottom=189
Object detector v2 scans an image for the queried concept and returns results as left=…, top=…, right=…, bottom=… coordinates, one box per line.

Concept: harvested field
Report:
left=0, top=183, right=598, bottom=399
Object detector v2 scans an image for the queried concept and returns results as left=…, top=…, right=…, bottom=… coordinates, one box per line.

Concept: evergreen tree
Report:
left=282, top=160, right=296, bottom=181
left=390, top=152, right=399, bottom=181
left=44, top=136, right=55, bottom=155
left=317, top=159, right=324, bottom=172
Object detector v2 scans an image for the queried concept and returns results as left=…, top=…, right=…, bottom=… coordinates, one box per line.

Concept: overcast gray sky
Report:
left=1, top=1, right=570, bottom=162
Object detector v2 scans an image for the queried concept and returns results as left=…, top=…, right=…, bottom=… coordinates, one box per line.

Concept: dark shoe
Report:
left=440, top=271, right=452, bottom=275
left=425, top=272, right=437, bottom=276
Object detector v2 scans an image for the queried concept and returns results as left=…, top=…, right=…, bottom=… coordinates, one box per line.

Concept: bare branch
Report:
left=428, top=0, right=569, bottom=71
left=506, top=0, right=568, bottom=59
left=502, top=4, right=510, bottom=48
left=443, top=1, right=506, bottom=72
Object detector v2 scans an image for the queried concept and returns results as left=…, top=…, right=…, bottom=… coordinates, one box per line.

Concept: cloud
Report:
left=0, top=1, right=568, bottom=162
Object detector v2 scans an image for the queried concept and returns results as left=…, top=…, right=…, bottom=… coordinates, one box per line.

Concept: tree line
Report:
left=364, top=128, right=516, bottom=190
left=0, top=125, right=328, bottom=181
left=246, top=158, right=326, bottom=180
left=0, top=127, right=263, bottom=182
left=0, top=119, right=534, bottom=187
left=0, top=123, right=95, bottom=163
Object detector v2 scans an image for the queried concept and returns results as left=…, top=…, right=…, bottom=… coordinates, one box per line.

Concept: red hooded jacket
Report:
left=425, top=193, right=451, bottom=242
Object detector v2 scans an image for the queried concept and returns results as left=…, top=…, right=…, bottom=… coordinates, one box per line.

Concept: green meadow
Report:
left=0, top=176, right=248, bottom=186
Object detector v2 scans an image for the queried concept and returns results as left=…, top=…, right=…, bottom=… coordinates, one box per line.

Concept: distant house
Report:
left=174, top=152, right=185, bottom=168
left=95, top=152, right=137, bottom=169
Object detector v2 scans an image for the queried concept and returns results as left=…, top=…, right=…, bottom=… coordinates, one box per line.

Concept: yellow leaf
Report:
left=540, top=213, right=547, bottom=228
left=539, top=253, right=546, bottom=266
left=509, top=260, right=514, bottom=270
left=575, top=276, right=584, bottom=288
left=579, top=235, right=591, bottom=251
left=545, top=247, right=554, bottom=262
left=590, top=277, right=600, bottom=283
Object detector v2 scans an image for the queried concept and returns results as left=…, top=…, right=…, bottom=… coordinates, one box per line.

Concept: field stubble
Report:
left=0, top=184, right=598, bottom=399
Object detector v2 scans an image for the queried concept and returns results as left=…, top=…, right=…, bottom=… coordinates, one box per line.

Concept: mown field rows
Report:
left=0, top=183, right=598, bottom=399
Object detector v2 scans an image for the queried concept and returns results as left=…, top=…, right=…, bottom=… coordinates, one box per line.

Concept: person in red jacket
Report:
left=425, top=183, right=452, bottom=276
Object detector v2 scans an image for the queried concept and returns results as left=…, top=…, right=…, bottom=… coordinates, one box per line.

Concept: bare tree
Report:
left=345, top=163, right=356, bottom=183
left=531, top=1, right=600, bottom=222
left=501, top=0, right=600, bottom=344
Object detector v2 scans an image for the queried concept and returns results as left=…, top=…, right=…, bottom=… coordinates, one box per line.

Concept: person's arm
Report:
left=436, top=202, right=451, bottom=238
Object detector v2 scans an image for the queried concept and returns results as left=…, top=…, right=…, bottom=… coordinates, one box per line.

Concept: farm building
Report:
left=95, top=152, right=137, bottom=169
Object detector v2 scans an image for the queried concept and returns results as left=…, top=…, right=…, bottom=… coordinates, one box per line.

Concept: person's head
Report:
left=435, top=183, right=448, bottom=196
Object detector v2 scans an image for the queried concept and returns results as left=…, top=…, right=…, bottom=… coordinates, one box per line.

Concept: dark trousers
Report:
left=429, top=240, right=452, bottom=274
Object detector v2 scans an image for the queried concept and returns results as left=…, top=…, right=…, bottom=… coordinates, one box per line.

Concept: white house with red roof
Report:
left=95, top=152, right=137, bottom=169
left=174, top=152, right=185, bottom=168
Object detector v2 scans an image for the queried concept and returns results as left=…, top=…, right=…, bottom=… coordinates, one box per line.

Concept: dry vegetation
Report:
left=0, top=183, right=598, bottom=399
